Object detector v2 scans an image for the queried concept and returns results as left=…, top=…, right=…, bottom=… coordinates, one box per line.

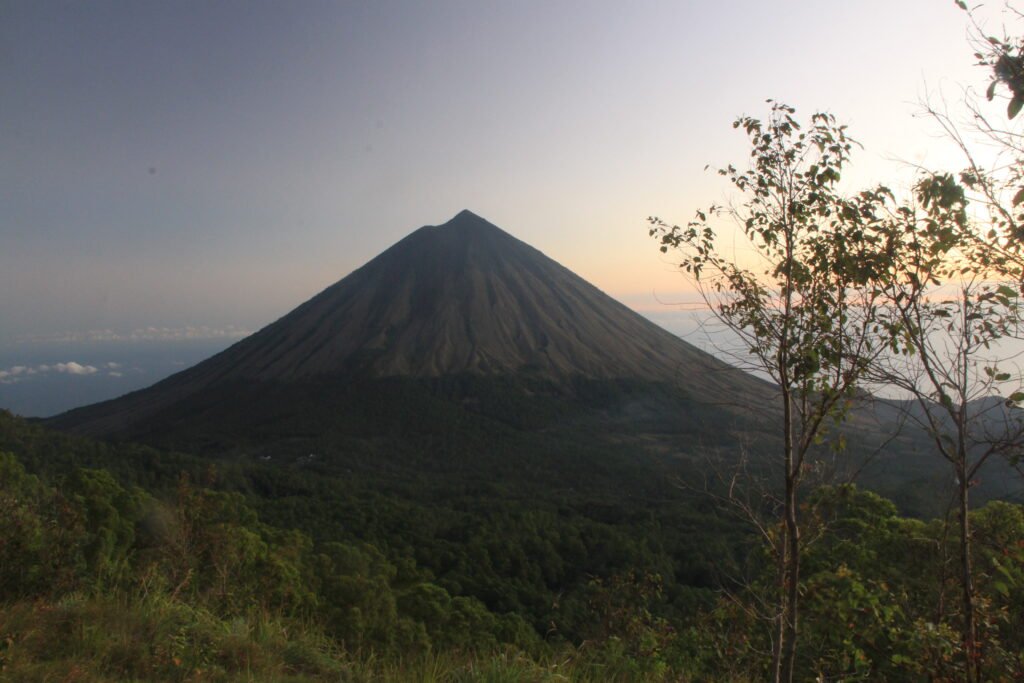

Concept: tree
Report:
left=870, top=177, right=1024, bottom=681
left=916, top=3, right=1024, bottom=282
left=650, top=102, right=894, bottom=683
left=858, top=5, right=1024, bottom=678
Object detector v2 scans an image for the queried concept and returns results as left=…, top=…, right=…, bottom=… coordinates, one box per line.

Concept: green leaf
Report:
left=1009, top=97, right=1024, bottom=119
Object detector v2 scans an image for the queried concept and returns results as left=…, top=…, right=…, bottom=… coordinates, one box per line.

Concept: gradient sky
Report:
left=1, top=1, right=996, bottom=346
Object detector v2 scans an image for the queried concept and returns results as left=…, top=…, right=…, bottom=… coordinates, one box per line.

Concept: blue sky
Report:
left=1, top=1, right=994, bottom=346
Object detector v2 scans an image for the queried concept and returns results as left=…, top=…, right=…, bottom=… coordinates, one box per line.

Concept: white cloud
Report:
left=0, top=360, right=101, bottom=383
left=53, top=362, right=98, bottom=375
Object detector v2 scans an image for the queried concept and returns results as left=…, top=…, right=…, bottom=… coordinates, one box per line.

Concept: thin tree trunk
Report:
left=772, top=384, right=799, bottom=683
left=958, top=462, right=978, bottom=683
left=780, top=460, right=800, bottom=682
left=771, top=534, right=785, bottom=682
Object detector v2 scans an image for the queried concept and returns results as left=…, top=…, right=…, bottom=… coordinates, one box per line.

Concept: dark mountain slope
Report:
left=49, top=210, right=773, bottom=438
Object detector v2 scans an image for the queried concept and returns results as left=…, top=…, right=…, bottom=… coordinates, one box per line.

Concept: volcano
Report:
left=46, top=211, right=1012, bottom=516
left=49, top=210, right=772, bottom=441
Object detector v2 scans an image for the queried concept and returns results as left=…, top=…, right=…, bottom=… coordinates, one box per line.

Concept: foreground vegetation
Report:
left=1, top=411, right=1023, bottom=681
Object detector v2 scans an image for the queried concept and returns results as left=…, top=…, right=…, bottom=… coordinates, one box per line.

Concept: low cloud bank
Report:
left=16, top=325, right=251, bottom=344
left=0, top=361, right=103, bottom=384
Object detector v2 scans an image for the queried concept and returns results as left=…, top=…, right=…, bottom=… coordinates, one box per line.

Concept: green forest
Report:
left=2, top=408, right=1023, bottom=682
